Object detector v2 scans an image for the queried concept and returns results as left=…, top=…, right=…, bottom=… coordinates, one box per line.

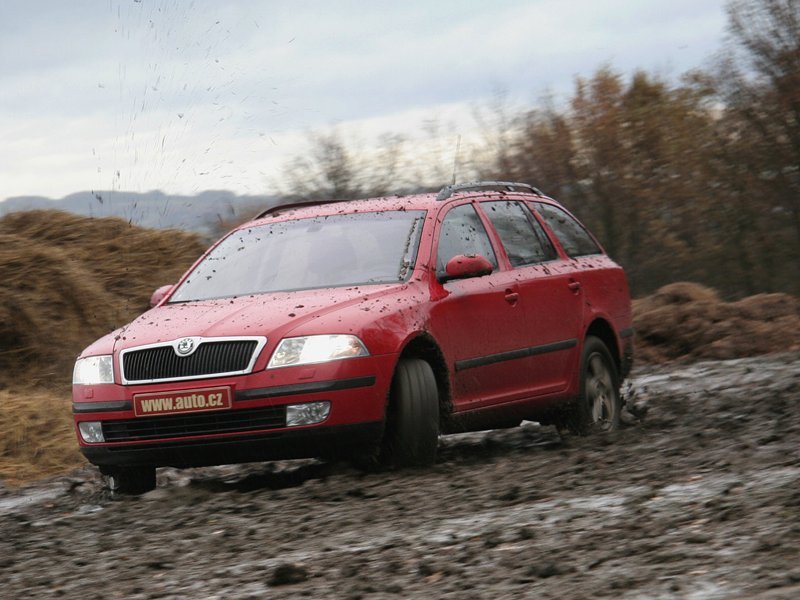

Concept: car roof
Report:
left=241, top=184, right=562, bottom=230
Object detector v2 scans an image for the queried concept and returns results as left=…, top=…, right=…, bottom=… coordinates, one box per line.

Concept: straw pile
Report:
left=0, top=210, right=206, bottom=483
left=633, top=282, right=800, bottom=363
left=0, top=389, right=82, bottom=485
left=0, top=210, right=206, bottom=390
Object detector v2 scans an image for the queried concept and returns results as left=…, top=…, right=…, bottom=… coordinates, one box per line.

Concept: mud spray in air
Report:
left=92, top=1, right=288, bottom=228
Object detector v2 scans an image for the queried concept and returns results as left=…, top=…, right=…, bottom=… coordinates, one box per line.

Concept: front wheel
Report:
left=380, top=358, right=439, bottom=467
left=106, top=466, right=157, bottom=495
left=562, top=336, right=621, bottom=435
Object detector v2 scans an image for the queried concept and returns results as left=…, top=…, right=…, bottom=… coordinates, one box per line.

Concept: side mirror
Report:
left=149, top=284, right=174, bottom=308
left=441, top=254, right=494, bottom=282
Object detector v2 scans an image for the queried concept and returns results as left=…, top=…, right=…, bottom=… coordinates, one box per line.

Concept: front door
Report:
left=428, top=202, right=535, bottom=409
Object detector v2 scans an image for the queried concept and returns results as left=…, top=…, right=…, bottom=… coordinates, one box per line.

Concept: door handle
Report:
left=568, top=280, right=582, bottom=292
left=504, top=291, right=520, bottom=304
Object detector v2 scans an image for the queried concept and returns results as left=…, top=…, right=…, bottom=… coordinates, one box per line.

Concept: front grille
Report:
left=122, top=340, right=259, bottom=383
left=102, top=406, right=287, bottom=442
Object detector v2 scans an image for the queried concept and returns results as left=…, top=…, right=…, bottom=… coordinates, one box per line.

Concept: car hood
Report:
left=109, top=285, right=400, bottom=352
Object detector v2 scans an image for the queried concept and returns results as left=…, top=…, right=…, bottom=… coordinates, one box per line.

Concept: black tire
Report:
left=381, top=358, right=439, bottom=467
left=561, top=336, right=621, bottom=435
left=106, top=466, right=157, bottom=495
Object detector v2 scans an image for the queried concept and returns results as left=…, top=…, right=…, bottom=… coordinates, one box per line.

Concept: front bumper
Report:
left=81, top=421, right=384, bottom=468
left=73, top=355, right=396, bottom=468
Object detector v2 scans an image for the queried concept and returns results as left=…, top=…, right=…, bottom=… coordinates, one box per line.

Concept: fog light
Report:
left=286, top=401, right=330, bottom=427
left=78, top=421, right=104, bottom=443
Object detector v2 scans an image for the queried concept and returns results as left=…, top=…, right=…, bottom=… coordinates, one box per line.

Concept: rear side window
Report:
left=436, top=204, right=497, bottom=276
left=482, top=201, right=557, bottom=266
left=534, top=203, right=602, bottom=257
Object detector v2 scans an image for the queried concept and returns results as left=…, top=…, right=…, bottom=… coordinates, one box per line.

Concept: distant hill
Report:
left=0, top=190, right=278, bottom=236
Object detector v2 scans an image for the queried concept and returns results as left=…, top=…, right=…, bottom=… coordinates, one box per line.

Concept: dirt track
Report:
left=2, top=353, right=799, bottom=599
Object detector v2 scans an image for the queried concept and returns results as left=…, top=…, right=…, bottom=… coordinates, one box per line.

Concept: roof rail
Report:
left=436, top=180, right=544, bottom=201
left=255, top=199, right=343, bottom=219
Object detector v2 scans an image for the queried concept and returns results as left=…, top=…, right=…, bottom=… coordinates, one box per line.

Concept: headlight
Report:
left=268, top=335, right=369, bottom=369
left=73, top=355, right=114, bottom=385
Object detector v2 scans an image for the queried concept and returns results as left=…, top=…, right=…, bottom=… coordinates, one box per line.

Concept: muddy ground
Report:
left=1, top=353, right=799, bottom=599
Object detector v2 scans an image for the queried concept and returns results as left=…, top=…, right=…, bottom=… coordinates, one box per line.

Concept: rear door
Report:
left=479, top=200, right=583, bottom=395
left=532, top=200, right=631, bottom=341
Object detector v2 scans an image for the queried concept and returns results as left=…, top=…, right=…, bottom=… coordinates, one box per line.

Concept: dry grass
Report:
left=0, top=388, right=84, bottom=486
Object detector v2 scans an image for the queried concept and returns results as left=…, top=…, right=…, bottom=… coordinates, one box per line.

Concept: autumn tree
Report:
left=479, top=68, right=725, bottom=294
left=277, top=130, right=366, bottom=201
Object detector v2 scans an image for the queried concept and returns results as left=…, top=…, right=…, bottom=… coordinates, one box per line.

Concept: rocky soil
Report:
left=2, top=353, right=799, bottom=599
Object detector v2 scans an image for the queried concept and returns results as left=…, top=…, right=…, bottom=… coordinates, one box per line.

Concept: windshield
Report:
left=169, top=210, right=425, bottom=302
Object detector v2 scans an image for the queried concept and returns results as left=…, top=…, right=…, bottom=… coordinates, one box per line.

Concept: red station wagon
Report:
left=72, top=181, right=633, bottom=493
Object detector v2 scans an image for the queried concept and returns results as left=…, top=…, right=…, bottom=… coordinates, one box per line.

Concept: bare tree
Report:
left=721, top=0, right=800, bottom=255
left=278, top=130, right=364, bottom=201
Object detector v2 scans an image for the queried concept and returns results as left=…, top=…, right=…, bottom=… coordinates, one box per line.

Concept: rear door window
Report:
left=482, top=201, right=557, bottom=266
left=533, top=202, right=602, bottom=257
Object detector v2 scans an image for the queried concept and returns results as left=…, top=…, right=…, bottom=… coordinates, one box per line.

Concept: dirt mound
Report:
left=0, top=210, right=206, bottom=390
left=0, top=210, right=206, bottom=309
left=634, top=282, right=800, bottom=363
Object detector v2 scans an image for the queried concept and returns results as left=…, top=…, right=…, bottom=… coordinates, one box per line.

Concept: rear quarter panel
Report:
left=571, top=255, right=633, bottom=327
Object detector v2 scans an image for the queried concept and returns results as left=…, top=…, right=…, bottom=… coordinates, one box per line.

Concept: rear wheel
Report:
left=562, top=336, right=621, bottom=435
left=106, top=466, right=157, bottom=495
left=381, top=358, right=439, bottom=467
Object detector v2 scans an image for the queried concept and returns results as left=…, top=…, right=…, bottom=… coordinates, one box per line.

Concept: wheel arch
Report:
left=396, top=332, right=452, bottom=422
left=584, top=318, right=621, bottom=377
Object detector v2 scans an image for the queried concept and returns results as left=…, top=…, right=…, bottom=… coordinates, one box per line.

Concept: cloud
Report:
left=0, top=0, right=728, bottom=200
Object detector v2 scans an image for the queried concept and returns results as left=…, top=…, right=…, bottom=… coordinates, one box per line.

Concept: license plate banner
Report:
left=133, top=387, right=232, bottom=417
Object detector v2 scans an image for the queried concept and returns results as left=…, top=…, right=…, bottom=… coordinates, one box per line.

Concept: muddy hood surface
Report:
left=106, top=284, right=400, bottom=352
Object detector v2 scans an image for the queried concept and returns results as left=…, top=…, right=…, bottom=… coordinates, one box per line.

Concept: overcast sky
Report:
left=0, top=0, right=730, bottom=202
